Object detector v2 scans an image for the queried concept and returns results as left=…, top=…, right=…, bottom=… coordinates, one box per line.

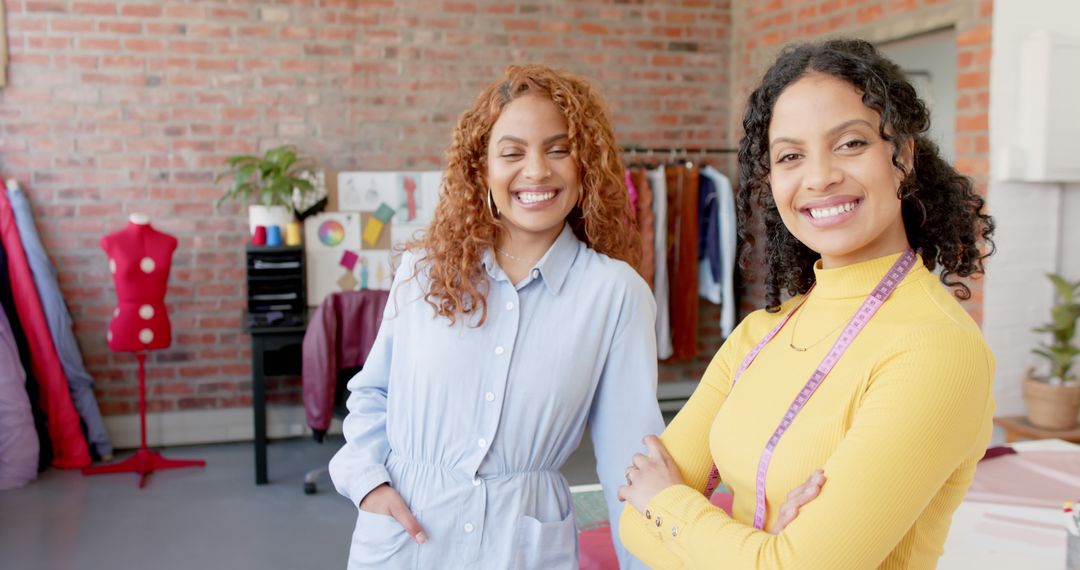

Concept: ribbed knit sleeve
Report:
left=619, top=322, right=994, bottom=569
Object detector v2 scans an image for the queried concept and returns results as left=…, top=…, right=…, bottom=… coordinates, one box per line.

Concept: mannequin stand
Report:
left=82, top=353, right=205, bottom=488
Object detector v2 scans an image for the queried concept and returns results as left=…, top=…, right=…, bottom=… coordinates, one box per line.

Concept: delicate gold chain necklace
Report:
left=495, top=247, right=540, bottom=266
left=788, top=300, right=848, bottom=352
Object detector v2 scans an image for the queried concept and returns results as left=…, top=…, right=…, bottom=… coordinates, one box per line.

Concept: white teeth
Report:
left=518, top=191, right=555, bottom=204
left=809, top=201, right=857, bottom=219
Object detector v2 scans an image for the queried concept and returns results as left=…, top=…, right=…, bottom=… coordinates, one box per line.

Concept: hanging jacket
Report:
left=303, top=289, right=389, bottom=439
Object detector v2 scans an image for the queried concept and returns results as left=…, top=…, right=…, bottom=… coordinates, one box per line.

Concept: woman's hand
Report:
left=773, top=469, right=825, bottom=533
left=617, top=435, right=826, bottom=535
left=359, top=483, right=427, bottom=544
left=617, top=435, right=684, bottom=513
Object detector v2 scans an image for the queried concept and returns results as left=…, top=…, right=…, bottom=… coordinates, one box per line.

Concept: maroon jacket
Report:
left=302, top=289, right=389, bottom=435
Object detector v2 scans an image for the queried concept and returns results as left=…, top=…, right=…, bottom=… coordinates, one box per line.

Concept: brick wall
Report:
left=0, top=0, right=732, bottom=425
left=729, top=0, right=993, bottom=323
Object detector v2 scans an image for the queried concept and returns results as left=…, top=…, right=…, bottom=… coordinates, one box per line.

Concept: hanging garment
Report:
left=702, top=166, right=737, bottom=337
left=646, top=166, right=673, bottom=360
left=0, top=231, right=52, bottom=470
left=0, top=187, right=89, bottom=469
left=697, top=173, right=722, bottom=304
left=664, top=163, right=699, bottom=361
left=0, top=300, right=39, bottom=489
left=630, top=169, right=655, bottom=288
left=624, top=169, right=639, bottom=215
left=7, top=185, right=112, bottom=459
left=303, top=289, right=389, bottom=439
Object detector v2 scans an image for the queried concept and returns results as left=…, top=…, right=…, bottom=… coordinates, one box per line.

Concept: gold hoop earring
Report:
left=487, top=188, right=499, bottom=219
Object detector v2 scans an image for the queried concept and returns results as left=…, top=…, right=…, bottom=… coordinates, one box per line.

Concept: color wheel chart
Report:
left=318, top=220, right=346, bottom=247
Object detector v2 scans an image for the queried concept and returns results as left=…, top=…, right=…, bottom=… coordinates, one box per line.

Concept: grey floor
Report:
left=0, top=433, right=602, bottom=570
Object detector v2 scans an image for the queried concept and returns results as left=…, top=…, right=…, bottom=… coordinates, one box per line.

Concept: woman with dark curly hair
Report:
left=328, top=64, right=666, bottom=569
left=618, top=39, right=996, bottom=569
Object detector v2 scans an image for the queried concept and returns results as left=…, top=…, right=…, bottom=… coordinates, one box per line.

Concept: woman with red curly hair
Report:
left=329, top=64, right=665, bottom=569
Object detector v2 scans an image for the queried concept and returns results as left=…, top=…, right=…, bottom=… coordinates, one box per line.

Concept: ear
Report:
left=900, top=136, right=916, bottom=175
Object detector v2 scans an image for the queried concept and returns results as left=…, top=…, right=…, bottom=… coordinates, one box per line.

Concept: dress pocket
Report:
left=347, top=508, right=420, bottom=569
left=512, top=510, right=578, bottom=570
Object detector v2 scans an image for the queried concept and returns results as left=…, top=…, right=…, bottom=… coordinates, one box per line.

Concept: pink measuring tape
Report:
left=703, top=249, right=917, bottom=530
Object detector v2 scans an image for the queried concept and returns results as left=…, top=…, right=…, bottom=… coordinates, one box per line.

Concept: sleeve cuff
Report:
left=647, top=484, right=728, bottom=545
left=339, top=465, right=391, bottom=508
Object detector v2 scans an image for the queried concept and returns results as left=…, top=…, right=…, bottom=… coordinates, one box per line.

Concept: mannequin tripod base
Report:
left=82, top=448, right=206, bottom=488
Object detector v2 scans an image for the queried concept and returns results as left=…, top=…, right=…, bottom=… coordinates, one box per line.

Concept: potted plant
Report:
left=1023, top=273, right=1080, bottom=430
left=216, top=145, right=317, bottom=236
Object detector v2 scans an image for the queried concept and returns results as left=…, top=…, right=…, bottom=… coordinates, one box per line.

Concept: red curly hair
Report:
left=407, top=64, right=641, bottom=326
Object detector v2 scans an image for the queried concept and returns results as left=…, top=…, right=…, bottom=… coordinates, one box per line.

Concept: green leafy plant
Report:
left=215, top=145, right=316, bottom=211
left=1032, top=273, right=1080, bottom=385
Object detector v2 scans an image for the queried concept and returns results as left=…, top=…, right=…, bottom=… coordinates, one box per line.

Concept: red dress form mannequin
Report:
left=82, top=214, right=204, bottom=487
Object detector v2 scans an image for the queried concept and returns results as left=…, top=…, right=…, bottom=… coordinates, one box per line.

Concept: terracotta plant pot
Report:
left=1023, top=374, right=1080, bottom=430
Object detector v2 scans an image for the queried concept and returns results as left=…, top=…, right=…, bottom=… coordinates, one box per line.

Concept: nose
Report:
left=803, top=153, right=842, bottom=192
left=522, top=150, right=551, bottom=182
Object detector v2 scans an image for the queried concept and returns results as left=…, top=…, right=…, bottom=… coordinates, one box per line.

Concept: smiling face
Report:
left=767, top=72, right=912, bottom=268
left=486, top=93, right=581, bottom=248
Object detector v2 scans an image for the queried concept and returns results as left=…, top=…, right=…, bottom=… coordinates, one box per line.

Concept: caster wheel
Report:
left=304, top=481, right=317, bottom=495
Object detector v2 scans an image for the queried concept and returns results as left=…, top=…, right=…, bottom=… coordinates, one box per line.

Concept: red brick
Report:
left=121, top=4, right=163, bottom=17
left=125, top=39, right=166, bottom=52
left=50, top=19, right=95, bottom=33
left=72, top=2, right=116, bottom=16
left=27, top=1, right=67, bottom=12
left=957, top=24, right=992, bottom=47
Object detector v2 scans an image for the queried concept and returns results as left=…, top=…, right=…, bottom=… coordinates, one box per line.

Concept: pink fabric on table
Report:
left=967, top=450, right=1080, bottom=508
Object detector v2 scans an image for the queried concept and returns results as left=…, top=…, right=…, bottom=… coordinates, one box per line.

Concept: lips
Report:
left=799, top=197, right=862, bottom=226
left=512, top=186, right=561, bottom=207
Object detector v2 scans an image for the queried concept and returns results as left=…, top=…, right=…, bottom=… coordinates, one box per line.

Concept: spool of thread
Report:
left=251, top=225, right=267, bottom=246
left=285, top=221, right=302, bottom=246
left=266, top=225, right=283, bottom=247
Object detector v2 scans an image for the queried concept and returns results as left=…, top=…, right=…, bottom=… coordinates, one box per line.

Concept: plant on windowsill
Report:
left=1023, top=273, right=1080, bottom=430
left=216, top=145, right=317, bottom=239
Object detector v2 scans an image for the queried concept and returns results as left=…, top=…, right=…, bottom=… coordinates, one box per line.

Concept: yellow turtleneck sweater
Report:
left=620, top=253, right=995, bottom=569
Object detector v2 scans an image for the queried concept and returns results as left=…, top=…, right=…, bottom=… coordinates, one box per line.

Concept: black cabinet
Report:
left=245, top=245, right=306, bottom=328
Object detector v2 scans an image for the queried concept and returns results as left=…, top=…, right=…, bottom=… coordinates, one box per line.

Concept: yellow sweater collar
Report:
left=811, top=251, right=925, bottom=300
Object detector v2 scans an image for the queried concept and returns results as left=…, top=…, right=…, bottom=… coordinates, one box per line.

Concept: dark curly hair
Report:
left=737, top=38, right=995, bottom=311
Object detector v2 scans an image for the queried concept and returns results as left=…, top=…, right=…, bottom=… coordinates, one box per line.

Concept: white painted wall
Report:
left=985, top=0, right=1080, bottom=426
left=880, top=29, right=957, bottom=163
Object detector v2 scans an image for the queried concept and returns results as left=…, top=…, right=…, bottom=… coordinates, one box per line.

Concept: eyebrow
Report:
left=496, top=133, right=570, bottom=146
left=769, top=118, right=876, bottom=149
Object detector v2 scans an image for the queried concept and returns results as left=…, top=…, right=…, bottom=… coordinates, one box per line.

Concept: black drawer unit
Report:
left=245, top=245, right=306, bottom=326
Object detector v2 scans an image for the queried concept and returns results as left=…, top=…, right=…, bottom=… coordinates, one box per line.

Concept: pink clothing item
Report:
left=0, top=188, right=89, bottom=468
left=0, top=305, right=38, bottom=489
left=302, top=289, right=389, bottom=434
left=967, top=449, right=1080, bottom=508
left=624, top=169, right=639, bottom=213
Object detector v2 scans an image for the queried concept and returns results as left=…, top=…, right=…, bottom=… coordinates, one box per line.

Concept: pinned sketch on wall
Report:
left=304, top=212, right=363, bottom=306
left=419, top=171, right=443, bottom=221
left=338, top=172, right=397, bottom=212
left=309, top=171, right=441, bottom=304
left=356, top=250, right=394, bottom=290
left=303, top=212, right=361, bottom=251
left=397, top=174, right=420, bottom=222
left=391, top=221, right=427, bottom=250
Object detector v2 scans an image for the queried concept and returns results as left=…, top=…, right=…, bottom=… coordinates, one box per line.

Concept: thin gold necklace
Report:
left=495, top=247, right=540, bottom=266
left=788, top=300, right=848, bottom=352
